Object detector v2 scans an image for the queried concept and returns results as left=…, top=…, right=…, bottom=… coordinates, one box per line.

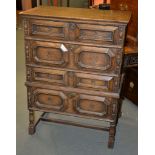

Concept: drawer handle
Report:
left=60, top=44, right=68, bottom=53
left=70, top=23, right=76, bottom=30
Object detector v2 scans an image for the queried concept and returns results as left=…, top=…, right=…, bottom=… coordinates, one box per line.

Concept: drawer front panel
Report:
left=74, top=72, right=119, bottom=92
left=27, top=67, right=119, bottom=92
left=30, top=19, right=68, bottom=40
left=27, top=40, right=122, bottom=75
left=30, top=88, right=68, bottom=111
left=27, top=67, right=68, bottom=86
left=30, top=41, right=69, bottom=67
left=73, top=46, right=123, bottom=74
left=28, top=87, right=118, bottom=120
left=68, top=23, right=124, bottom=46
left=27, top=20, right=125, bottom=46
left=27, top=67, right=120, bottom=92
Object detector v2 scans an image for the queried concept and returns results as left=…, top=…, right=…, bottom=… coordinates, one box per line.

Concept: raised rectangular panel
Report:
left=68, top=23, right=122, bottom=45
left=74, top=73, right=115, bottom=91
left=30, top=19, right=68, bottom=40
left=27, top=67, right=68, bottom=86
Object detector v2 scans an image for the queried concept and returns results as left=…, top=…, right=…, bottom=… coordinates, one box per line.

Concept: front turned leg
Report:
left=108, top=125, right=116, bottom=148
left=118, top=98, right=123, bottom=118
left=29, top=110, right=36, bottom=135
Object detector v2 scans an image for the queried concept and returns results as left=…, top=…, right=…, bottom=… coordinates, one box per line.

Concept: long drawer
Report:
left=27, top=86, right=118, bottom=121
left=26, top=19, right=126, bottom=46
left=26, top=66, right=121, bottom=92
left=25, top=40, right=123, bottom=75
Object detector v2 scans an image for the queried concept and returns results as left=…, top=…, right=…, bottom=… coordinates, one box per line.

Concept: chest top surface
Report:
left=20, top=6, right=131, bottom=23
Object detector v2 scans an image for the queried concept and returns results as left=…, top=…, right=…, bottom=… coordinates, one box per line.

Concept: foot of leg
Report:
left=108, top=126, right=116, bottom=149
left=29, top=126, right=36, bottom=135
left=108, top=137, right=114, bottom=148
left=29, top=110, right=36, bottom=135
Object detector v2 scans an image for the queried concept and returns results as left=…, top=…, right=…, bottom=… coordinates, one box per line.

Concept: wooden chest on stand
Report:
left=20, top=6, right=131, bottom=148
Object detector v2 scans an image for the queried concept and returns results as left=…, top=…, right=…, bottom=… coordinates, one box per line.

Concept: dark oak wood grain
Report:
left=21, top=6, right=130, bottom=149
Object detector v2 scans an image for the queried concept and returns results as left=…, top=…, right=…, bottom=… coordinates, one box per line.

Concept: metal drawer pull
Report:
left=60, top=44, right=68, bottom=52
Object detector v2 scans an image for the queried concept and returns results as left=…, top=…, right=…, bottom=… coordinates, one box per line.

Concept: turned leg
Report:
left=118, top=98, right=123, bottom=118
left=119, top=73, right=125, bottom=118
left=29, top=110, right=36, bottom=135
left=108, top=125, right=116, bottom=148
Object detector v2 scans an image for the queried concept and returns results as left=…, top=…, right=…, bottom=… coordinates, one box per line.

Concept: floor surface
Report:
left=16, top=29, right=138, bottom=155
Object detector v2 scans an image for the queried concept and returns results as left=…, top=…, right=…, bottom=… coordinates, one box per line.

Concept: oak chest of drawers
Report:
left=20, top=6, right=131, bottom=148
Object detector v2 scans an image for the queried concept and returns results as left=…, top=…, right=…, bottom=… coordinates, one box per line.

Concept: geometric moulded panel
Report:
left=32, top=41, right=69, bottom=67
left=32, top=88, right=67, bottom=111
left=75, top=94, right=110, bottom=117
left=74, top=46, right=116, bottom=72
